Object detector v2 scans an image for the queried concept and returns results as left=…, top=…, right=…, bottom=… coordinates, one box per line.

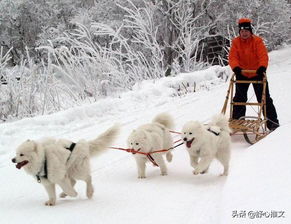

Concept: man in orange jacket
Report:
left=229, top=18, right=279, bottom=131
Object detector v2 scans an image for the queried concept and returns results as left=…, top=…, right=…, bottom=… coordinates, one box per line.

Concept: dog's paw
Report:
left=87, top=188, right=94, bottom=199
left=45, top=199, right=56, bottom=206
left=138, top=175, right=146, bottom=179
left=65, top=190, right=78, bottom=197
left=161, top=172, right=168, bottom=176
left=201, top=169, right=208, bottom=174
left=220, top=172, right=228, bottom=176
left=59, top=192, right=67, bottom=198
left=193, top=170, right=200, bottom=175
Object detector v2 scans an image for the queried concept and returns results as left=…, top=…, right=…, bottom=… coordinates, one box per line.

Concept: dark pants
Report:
left=232, top=74, right=279, bottom=130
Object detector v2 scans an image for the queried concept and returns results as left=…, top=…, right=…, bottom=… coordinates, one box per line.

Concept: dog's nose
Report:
left=12, top=158, right=16, bottom=163
left=183, top=137, right=187, bottom=142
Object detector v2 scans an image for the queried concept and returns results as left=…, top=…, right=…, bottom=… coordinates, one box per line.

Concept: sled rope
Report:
left=109, top=141, right=184, bottom=156
left=170, top=130, right=182, bottom=134
left=109, top=141, right=184, bottom=167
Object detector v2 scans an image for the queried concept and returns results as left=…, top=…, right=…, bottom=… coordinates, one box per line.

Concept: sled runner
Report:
left=221, top=70, right=269, bottom=144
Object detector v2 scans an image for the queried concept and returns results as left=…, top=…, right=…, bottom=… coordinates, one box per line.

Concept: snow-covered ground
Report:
left=0, top=46, right=290, bottom=224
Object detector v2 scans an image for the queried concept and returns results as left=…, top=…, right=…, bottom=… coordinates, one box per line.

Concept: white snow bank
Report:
left=220, top=124, right=291, bottom=224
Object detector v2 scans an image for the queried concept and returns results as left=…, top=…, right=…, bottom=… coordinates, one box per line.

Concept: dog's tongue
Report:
left=186, top=141, right=192, bottom=148
left=186, top=139, right=194, bottom=148
left=16, top=161, right=29, bottom=169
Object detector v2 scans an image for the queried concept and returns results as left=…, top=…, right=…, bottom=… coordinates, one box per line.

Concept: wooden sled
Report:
left=221, top=70, right=269, bottom=144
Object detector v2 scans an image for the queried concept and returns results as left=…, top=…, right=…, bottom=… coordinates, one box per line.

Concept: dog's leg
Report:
left=190, top=155, right=199, bottom=169
left=85, top=175, right=94, bottom=199
left=43, top=183, right=56, bottom=206
left=216, top=152, right=230, bottom=176
left=60, top=178, right=76, bottom=198
left=166, top=151, right=173, bottom=162
left=135, top=157, right=146, bottom=178
left=58, top=177, right=78, bottom=197
left=221, top=164, right=229, bottom=176
left=193, top=156, right=213, bottom=175
left=216, top=144, right=231, bottom=176
left=152, top=154, right=167, bottom=176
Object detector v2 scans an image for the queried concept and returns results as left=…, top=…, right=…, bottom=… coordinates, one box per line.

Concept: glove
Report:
left=256, top=66, right=266, bottom=77
left=233, top=66, right=242, bottom=76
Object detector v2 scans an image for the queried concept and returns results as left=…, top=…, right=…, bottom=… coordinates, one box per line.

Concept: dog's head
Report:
left=11, top=140, right=40, bottom=172
left=127, top=130, right=148, bottom=154
left=181, top=121, right=203, bottom=148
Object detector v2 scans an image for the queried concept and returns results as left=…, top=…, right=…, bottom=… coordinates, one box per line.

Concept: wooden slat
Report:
left=232, top=102, right=262, bottom=106
left=229, top=119, right=260, bottom=132
left=241, top=70, right=256, bottom=73
left=234, top=80, right=264, bottom=84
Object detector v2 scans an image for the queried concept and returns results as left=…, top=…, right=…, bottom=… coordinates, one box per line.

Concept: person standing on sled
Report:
left=228, top=18, right=279, bottom=131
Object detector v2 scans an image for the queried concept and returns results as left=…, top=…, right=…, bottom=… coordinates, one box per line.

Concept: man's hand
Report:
left=233, top=66, right=242, bottom=76
left=256, top=66, right=266, bottom=77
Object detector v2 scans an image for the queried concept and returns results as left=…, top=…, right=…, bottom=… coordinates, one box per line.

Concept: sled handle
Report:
left=242, top=70, right=256, bottom=73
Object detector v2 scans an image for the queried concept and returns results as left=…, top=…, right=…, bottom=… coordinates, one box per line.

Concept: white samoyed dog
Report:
left=181, top=114, right=231, bottom=176
left=127, top=113, right=174, bottom=178
left=12, top=124, right=119, bottom=206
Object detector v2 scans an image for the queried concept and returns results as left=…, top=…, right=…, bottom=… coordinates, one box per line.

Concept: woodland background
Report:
left=0, top=0, right=290, bottom=121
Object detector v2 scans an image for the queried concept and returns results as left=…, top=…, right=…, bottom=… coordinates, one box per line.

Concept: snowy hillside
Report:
left=0, top=46, right=290, bottom=224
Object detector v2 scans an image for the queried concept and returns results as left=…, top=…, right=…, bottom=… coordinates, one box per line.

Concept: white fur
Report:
left=127, top=113, right=174, bottom=178
left=12, top=124, right=119, bottom=206
left=181, top=114, right=231, bottom=176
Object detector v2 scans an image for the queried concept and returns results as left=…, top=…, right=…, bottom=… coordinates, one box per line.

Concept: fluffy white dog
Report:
left=12, top=124, right=119, bottom=206
left=181, top=114, right=231, bottom=176
left=127, top=113, right=174, bottom=178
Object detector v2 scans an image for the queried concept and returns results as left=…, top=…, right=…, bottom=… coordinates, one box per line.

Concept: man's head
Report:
left=238, top=18, right=252, bottom=39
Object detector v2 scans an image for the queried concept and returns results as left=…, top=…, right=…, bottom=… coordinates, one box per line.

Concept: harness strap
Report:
left=146, top=142, right=184, bottom=166
left=36, top=158, right=47, bottom=183
left=207, top=128, right=220, bottom=136
left=36, top=142, right=76, bottom=183
left=147, top=154, right=159, bottom=167
left=66, top=142, right=76, bottom=152
left=65, top=142, right=76, bottom=162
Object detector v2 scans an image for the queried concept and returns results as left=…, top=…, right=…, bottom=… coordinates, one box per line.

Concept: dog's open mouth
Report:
left=16, top=160, right=29, bottom=169
left=186, top=138, right=195, bottom=148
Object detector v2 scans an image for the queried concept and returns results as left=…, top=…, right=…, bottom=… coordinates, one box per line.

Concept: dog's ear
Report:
left=28, top=140, right=38, bottom=152
left=141, top=130, right=147, bottom=140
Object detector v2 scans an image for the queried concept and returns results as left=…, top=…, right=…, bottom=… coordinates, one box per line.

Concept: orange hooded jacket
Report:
left=228, top=35, right=269, bottom=78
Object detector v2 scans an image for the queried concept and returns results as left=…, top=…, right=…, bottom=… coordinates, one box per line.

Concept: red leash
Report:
left=170, top=130, right=182, bottom=135
left=108, top=146, right=170, bottom=155
left=109, top=140, right=184, bottom=155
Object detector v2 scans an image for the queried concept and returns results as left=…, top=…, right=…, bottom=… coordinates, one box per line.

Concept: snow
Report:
left=0, top=46, right=290, bottom=224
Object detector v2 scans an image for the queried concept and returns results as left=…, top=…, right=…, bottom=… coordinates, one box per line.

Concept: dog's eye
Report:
left=130, top=143, right=133, bottom=145
left=136, top=143, right=139, bottom=145
left=20, top=153, right=24, bottom=156
left=189, top=132, right=192, bottom=135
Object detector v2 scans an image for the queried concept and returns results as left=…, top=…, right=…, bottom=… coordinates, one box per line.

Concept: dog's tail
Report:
left=153, top=112, right=174, bottom=129
left=210, top=114, right=232, bottom=133
left=89, top=124, right=120, bottom=157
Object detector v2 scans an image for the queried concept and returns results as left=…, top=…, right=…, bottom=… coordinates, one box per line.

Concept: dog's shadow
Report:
left=124, top=168, right=227, bottom=187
